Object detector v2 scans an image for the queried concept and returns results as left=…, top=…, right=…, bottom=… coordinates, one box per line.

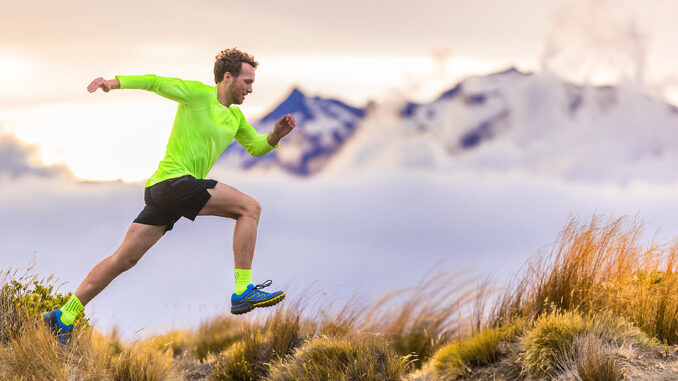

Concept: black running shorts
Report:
left=133, top=175, right=218, bottom=232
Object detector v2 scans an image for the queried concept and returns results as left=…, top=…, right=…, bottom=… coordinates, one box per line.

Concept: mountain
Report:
left=218, top=69, right=678, bottom=184
left=217, top=88, right=366, bottom=175
left=326, top=68, right=678, bottom=183
left=398, top=68, right=524, bottom=150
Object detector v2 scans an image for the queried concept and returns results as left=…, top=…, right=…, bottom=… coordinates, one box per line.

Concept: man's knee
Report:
left=113, top=251, right=141, bottom=272
left=241, top=198, right=262, bottom=220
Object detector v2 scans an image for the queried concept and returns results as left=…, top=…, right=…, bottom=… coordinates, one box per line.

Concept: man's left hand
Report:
left=268, top=114, right=296, bottom=146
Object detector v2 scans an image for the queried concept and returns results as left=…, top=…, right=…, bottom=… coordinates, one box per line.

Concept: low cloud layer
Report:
left=4, top=169, right=678, bottom=338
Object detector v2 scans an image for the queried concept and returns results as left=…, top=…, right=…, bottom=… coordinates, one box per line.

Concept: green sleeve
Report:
left=233, top=107, right=278, bottom=157
left=115, top=74, right=206, bottom=107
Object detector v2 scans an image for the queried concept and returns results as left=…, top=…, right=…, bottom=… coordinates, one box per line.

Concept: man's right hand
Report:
left=87, top=77, right=120, bottom=93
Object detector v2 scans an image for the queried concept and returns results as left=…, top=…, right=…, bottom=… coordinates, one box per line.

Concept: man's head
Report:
left=214, top=48, right=258, bottom=105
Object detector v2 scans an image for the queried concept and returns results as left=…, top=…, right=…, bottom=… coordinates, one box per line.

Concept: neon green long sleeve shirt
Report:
left=115, top=74, right=277, bottom=187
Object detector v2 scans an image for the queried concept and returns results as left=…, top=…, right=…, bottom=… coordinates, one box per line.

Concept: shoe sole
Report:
left=231, top=292, right=286, bottom=315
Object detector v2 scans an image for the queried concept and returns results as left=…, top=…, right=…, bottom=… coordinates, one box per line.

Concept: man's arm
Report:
left=234, top=112, right=296, bottom=157
left=86, top=75, right=206, bottom=106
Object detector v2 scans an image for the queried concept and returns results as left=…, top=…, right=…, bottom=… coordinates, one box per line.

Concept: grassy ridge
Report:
left=2, top=216, right=677, bottom=380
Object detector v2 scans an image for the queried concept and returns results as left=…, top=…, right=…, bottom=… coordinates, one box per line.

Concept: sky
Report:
left=3, top=0, right=678, bottom=339
left=2, top=0, right=678, bottom=181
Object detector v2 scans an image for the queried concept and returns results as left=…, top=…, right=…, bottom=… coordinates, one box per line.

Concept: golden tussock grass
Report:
left=431, top=319, right=525, bottom=379
left=4, top=215, right=678, bottom=380
left=0, top=270, right=180, bottom=380
left=0, top=318, right=70, bottom=380
left=190, top=315, right=242, bottom=362
left=359, top=272, right=483, bottom=368
left=492, top=216, right=678, bottom=344
left=144, top=329, right=191, bottom=358
left=266, top=333, right=413, bottom=381
left=0, top=318, right=180, bottom=380
left=554, top=333, right=622, bottom=381
left=210, top=299, right=312, bottom=380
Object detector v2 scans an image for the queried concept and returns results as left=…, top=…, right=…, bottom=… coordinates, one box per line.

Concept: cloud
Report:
left=541, top=0, right=648, bottom=86
left=0, top=99, right=178, bottom=182
left=0, top=1, right=534, bottom=56
left=0, top=133, right=72, bottom=179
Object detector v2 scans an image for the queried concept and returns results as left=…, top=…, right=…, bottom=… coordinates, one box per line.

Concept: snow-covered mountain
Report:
left=218, top=88, right=365, bottom=175
left=218, top=68, right=678, bottom=184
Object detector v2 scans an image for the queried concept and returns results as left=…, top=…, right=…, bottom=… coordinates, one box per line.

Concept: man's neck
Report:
left=217, top=85, right=232, bottom=108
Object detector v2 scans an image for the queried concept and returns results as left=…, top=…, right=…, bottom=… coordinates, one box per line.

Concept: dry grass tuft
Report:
left=67, top=328, right=180, bottom=380
left=211, top=300, right=311, bottom=380
left=519, top=310, right=589, bottom=378
left=210, top=325, right=269, bottom=381
left=145, top=329, right=191, bottom=357
left=586, top=313, right=657, bottom=348
left=0, top=269, right=180, bottom=380
left=104, top=341, right=179, bottom=381
left=267, top=333, right=413, bottom=381
left=191, top=315, right=242, bottom=362
left=493, top=216, right=678, bottom=344
left=554, top=333, right=622, bottom=381
left=361, top=272, right=481, bottom=368
left=432, top=319, right=525, bottom=379
left=0, top=274, right=22, bottom=345
left=0, top=318, right=70, bottom=380
left=519, top=310, right=654, bottom=379
left=315, top=294, right=366, bottom=338
left=262, top=299, right=311, bottom=360
left=404, top=360, right=438, bottom=381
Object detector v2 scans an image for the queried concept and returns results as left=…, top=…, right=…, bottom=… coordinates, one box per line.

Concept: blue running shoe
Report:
left=42, top=310, right=73, bottom=346
left=231, top=280, right=285, bottom=315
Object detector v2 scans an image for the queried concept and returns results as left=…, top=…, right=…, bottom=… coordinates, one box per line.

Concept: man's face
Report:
left=227, top=62, right=255, bottom=105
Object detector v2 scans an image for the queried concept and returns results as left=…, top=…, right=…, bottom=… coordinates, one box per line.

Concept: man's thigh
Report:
left=198, top=182, right=258, bottom=219
left=118, top=222, right=167, bottom=259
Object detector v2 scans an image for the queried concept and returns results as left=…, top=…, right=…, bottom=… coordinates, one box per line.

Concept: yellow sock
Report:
left=234, top=269, right=251, bottom=295
left=59, top=294, right=83, bottom=326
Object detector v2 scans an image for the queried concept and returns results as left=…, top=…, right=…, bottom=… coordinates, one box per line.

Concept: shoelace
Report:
left=254, top=280, right=273, bottom=290
left=250, top=280, right=273, bottom=298
left=57, top=327, right=71, bottom=345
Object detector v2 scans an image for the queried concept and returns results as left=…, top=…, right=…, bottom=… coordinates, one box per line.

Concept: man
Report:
left=42, top=49, right=295, bottom=345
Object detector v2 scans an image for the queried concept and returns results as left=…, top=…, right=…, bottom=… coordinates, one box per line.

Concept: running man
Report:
left=42, top=49, right=295, bottom=345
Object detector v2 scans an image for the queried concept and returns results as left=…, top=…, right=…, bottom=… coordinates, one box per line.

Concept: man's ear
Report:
left=223, top=72, right=232, bottom=82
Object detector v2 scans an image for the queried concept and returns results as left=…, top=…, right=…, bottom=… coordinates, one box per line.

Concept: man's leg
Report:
left=74, top=222, right=167, bottom=305
left=43, top=222, right=166, bottom=345
left=198, top=182, right=261, bottom=269
left=198, top=182, right=284, bottom=314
